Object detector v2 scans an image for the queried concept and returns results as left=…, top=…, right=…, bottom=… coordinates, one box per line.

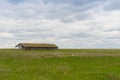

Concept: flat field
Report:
left=0, top=49, right=120, bottom=80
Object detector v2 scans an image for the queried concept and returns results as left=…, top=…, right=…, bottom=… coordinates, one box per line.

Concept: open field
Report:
left=0, top=49, right=120, bottom=80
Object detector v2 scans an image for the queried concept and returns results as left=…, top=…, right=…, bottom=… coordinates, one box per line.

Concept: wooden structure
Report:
left=15, top=43, right=58, bottom=50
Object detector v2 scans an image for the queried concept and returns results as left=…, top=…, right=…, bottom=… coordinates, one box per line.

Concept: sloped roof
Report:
left=16, top=43, right=58, bottom=48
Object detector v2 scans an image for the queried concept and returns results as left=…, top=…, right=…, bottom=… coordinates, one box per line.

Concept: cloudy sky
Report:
left=0, top=0, right=120, bottom=48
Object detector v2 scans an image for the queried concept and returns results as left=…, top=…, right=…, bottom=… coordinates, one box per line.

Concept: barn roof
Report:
left=16, top=43, right=58, bottom=48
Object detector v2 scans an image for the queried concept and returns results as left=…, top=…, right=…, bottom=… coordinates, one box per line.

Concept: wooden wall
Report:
left=22, top=47, right=58, bottom=50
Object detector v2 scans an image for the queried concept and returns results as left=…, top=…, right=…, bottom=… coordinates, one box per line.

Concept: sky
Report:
left=0, top=0, right=120, bottom=48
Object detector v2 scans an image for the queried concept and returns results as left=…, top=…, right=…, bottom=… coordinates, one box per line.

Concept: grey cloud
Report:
left=61, top=11, right=94, bottom=23
left=8, top=28, right=55, bottom=40
left=0, top=0, right=104, bottom=21
left=8, top=0, right=24, bottom=4
left=41, top=0, right=104, bottom=21
left=43, top=0, right=104, bottom=5
left=0, top=0, right=108, bottom=24
left=59, top=32, right=93, bottom=40
left=0, top=0, right=120, bottom=48
left=104, top=0, right=120, bottom=10
left=104, top=28, right=120, bottom=32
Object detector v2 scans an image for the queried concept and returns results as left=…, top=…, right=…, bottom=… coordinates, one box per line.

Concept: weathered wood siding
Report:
left=22, top=47, right=58, bottom=50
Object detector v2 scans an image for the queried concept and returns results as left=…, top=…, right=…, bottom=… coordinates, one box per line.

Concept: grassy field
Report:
left=0, top=49, right=120, bottom=80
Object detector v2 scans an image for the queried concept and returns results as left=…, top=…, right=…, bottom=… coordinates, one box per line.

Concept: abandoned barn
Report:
left=15, top=43, right=58, bottom=50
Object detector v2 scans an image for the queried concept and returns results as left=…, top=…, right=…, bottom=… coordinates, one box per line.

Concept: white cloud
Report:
left=0, top=32, right=13, bottom=38
left=0, top=0, right=120, bottom=48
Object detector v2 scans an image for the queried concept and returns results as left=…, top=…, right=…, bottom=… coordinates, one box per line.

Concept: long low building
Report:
left=15, top=43, right=58, bottom=50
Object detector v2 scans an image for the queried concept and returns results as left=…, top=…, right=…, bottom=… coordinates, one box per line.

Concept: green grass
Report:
left=0, top=49, right=120, bottom=80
